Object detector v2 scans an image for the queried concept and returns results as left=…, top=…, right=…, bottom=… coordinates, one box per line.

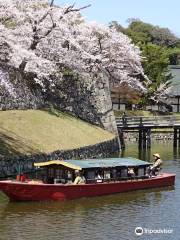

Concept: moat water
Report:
left=0, top=142, right=180, bottom=240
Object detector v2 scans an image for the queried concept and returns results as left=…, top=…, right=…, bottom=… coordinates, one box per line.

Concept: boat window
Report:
left=87, top=171, right=95, bottom=179
left=48, top=168, right=54, bottom=178
left=55, top=169, right=64, bottom=179
left=121, top=169, right=127, bottom=177
left=138, top=168, right=145, bottom=176
left=116, top=169, right=121, bottom=178
left=111, top=169, right=117, bottom=178
left=104, top=170, right=111, bottom=179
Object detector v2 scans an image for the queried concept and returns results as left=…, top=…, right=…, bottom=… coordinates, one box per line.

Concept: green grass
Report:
left=0, top=109, right=115, bottom=157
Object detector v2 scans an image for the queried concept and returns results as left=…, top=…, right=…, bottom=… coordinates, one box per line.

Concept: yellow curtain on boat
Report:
left=34, top=160, right=82, bottom=170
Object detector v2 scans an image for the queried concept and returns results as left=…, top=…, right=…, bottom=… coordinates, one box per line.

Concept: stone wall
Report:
left=0, top=137, right=119, bottom=178
left=0, top=62, right=118, bottom=135
left=46, top=72, right=118, bottom=134
left=0, top=64, right=45, bottom=110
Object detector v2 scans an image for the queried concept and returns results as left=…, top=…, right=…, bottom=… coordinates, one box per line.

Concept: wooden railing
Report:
left=116, top=115, right=180, bottom=128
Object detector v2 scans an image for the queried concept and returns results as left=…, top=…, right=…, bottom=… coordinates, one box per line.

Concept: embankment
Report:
left=0, top=109, right=119, bottom=177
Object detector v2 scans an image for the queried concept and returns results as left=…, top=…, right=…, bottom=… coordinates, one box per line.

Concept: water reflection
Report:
left=0, top=186, right=175, bottom=240
left=121, top=147, right=152, bottom=161
left=173, top=146, right=180, bottom=159
left=0, top=187, right=174, bottom=216
left=121, top=141, right=180, bottom=162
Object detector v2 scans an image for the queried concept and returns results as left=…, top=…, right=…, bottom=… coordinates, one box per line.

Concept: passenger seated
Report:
left=148, top=153, right=163, bottom=176
left=74, top=170, right=86, bottom=184
left=128, top=168, right=135, bottom=178
left=95, top=172, right=103, bottom=183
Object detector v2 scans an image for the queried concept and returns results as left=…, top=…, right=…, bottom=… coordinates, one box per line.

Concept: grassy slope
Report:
left=0, top=109, right=115, bottom=157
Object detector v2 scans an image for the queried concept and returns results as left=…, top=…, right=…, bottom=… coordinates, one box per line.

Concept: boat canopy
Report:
left=34, top=158, right=151, bottom=170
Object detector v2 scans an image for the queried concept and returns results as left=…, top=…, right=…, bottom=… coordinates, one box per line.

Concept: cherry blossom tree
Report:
left=0, top=0, right=147, bottom=95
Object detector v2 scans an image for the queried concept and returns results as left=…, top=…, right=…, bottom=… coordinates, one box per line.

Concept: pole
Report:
left=178, top=129, right=180, bottom=147
left=118, top=129, right=125, bottom=149
left=138, top=129, right=143, bottom=149
left=174, top=128, right=177, bottom=147
left=143, top=129, right=147, bottom=149
left=147, top=128, right=151, bottom=148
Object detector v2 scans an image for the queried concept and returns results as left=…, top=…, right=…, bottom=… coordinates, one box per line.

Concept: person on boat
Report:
left=128, top=168, right=135, bottom=178
left=149, top=153, right=163, bottom=176
left=95, top=172, right=103, bottom=183
left=74, top=170, right=86, bottom=184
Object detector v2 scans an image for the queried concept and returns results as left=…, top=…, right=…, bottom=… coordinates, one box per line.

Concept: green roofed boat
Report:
left=0, top=158, right=175, bottom=201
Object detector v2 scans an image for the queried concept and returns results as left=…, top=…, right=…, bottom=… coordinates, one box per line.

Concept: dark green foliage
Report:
left=126, top=20, right=154, bottom=44
left=109, top=19, right=178, bottom=106
left=168, top=48, right=180, bottom=65
left=141, top=43, right=172, bottom=85
left=141, top=43, right=172, bottom=105
left=125, top=19, right=179, bottom=48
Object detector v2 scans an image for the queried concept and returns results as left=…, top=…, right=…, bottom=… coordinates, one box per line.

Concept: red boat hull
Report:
left=0, top=173, right=175, bottom=201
